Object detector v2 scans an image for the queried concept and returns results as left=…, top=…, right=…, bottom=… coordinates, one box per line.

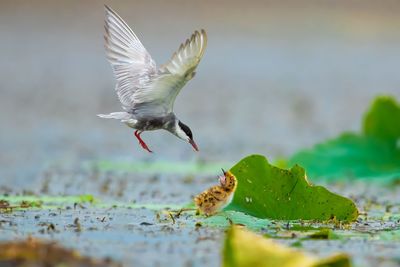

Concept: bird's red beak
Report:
left=189, top=139, right=199, bottom=151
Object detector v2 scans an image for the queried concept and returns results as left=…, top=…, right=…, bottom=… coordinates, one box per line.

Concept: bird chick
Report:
left=194, top=169, right=237, bottom=216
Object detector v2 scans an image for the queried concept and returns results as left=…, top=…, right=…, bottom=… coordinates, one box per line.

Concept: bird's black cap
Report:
left=178, top=121, right=193, bottom=140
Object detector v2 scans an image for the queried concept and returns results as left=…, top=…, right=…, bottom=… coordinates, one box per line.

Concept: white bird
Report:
left=98, top=5, right=207, bottom=153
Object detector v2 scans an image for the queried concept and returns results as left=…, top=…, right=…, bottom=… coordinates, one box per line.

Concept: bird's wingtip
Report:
left=104, top=4, right=115, bottom=15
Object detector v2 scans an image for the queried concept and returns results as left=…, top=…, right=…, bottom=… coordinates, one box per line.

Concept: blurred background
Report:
left=1, top=0, right=400, bottom=184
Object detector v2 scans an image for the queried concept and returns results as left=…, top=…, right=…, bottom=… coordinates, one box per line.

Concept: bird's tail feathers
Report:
left=97, top=112, right=131, bottom=120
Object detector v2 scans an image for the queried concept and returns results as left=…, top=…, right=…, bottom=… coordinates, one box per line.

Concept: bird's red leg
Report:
left=134, top=130, right=153, bottom=153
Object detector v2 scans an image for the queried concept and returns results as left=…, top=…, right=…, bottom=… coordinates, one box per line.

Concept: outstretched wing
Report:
left=104, top=5, right=157, bottom=110
left=132, top=30, right=207, bottom=115
left=160, top=29, right=207, bottom=77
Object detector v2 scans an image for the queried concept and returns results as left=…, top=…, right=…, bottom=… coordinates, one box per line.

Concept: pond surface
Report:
left=1, top=166, right=400, bottom=267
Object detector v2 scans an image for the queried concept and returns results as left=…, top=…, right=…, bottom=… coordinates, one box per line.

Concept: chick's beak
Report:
left=189, top=139, right=199, bottom=151
left=219, top=175, right=226, bottom=186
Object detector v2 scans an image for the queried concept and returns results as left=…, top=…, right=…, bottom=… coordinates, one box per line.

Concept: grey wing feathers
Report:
left=104, top=5, right=207, bottom=116
left=160, top=29, right=207, bottom=77
left=142, top=30, right=207, bottom=113
left=104, top=5, right=156, bottom=110
left=97, top=111, right=131, bottom=120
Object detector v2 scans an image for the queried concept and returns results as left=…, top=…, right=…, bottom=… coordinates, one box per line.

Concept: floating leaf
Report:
left=289, top=96, right=400, bottom=181
left=201, top=210, right=272, bottom=231
left=223, top=226, right=351, bottom=267
left=378, top=229, right=400, bottom=241
left=0, top=195, right=98, bottom=207
left=0, top=195, right=183, bottom=211
left=79, top=194, right=96, bottom=203
left=226, top=155, right=358, bottom=222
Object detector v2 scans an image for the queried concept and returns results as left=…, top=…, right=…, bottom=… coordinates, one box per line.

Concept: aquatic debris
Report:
left=20, top=200, right=43, bottom=208
left=194, top=169, right=237, bottom=216
left=306, top=228, right=338, bottom=240
left=0, top=200, right=10, bottom=209
left=0, top=238, right=121, bottom=267
left=140, top=222, right=153, bottom=226
left=73, top=218, right=82, bottom=232
left=0, top=199, right=42, bottom=212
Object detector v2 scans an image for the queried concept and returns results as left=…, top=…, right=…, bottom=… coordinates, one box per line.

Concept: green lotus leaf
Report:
left=289, top=96, right=400, bottom=181
left=226, top=155, right=358, bottom=222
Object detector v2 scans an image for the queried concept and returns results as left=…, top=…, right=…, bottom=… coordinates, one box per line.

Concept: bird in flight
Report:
left=98, top=5, right=207, bottom=153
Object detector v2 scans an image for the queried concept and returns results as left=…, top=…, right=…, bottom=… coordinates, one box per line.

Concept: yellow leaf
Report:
left=223, top=226, right=351, bottom=267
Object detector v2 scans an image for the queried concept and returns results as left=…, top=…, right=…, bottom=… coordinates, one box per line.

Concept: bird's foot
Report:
left=134, top=130, right=153, bottom=153
left=139, top=140, right=153, bottom=153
